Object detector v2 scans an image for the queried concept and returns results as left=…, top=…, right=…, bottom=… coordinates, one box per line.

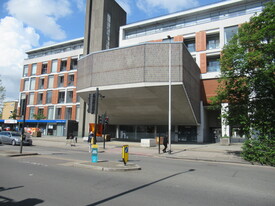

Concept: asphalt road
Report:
left=1, top=145, right=275, bottom=206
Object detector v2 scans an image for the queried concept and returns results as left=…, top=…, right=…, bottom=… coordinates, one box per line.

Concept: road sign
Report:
left=122, top=145, right=129, bottom=165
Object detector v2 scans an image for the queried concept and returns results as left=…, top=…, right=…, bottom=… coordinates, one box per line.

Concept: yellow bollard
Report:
left=122, top=145, right=129, bottom=165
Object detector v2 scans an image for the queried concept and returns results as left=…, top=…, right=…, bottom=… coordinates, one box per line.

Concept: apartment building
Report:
left=77, top=0, right=268, bottom=142
left=19, top=38, right=83, bottom=136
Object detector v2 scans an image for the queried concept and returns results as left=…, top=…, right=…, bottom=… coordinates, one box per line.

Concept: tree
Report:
left=212, top=2, right=275, bottom=166
left=33, top=112, right=46, bottom=129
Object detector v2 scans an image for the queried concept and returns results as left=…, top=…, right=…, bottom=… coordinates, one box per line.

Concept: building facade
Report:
left=19, top=38, right=83, bottom=136
left=77, top=0, right=268, bottom=143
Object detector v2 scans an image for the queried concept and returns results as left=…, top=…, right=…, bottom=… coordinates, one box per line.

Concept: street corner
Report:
left=74, top=160, right=142, bottom=172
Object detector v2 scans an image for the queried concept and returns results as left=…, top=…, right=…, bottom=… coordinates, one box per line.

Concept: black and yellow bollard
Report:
left=122, top=145, right=129, bottom=166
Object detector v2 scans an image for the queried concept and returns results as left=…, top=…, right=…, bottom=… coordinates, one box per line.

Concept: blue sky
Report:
left=0, top=0, right=223, bottom=101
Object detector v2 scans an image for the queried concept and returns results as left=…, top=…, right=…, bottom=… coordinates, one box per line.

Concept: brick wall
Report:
left=201, top=79, right=219, bottom=104
left=195, top=31, right=206, bottom=51
left=200, top=53, right=207, bottom=73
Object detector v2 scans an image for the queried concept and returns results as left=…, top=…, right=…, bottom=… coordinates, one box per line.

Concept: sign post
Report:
left=122, top=145, right=129, bottom=166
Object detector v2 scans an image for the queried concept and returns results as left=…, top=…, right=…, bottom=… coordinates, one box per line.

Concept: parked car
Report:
left=0, top=131, right=32, bottom=146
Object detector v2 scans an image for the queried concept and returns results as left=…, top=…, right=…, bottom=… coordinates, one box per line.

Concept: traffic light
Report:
left=98, top=115, right=102, bottom=124
left=87, top=93, right=96, bottom=114
left=104, top=116, right=109, bottom=125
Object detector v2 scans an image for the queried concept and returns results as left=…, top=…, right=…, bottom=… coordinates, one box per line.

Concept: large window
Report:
left=66, top=90, right=73, bottom=103
left=68, top=74, right=74, bottom=86
left=30, top=77, right=36, bottom=90
left=39, top=78, right=45, bottom=89
left=23, top=65, right=28, bottom=77
left=105, top=13, right=112, bottom=49
left=207, top=34, right=220, bottom=50
left=65, top=107, right=72, bottom=120
left=55, top=108, right=62, bottom=119
left=46, top=91, right=52, bottom=104
left=58, top=75, right=64, bottom=87
left=51, top=60, right=58, bottom=73
left=184, top=38, right=196, bottom=52
left=60, top=60, right=67, bottom=72
left=24, top=79, right=29, bottom=91
left=207, top=56, right=220, bottom=72
left=42, top=63, right=47, bottom=74
left=70, top=59, right=78, bottom=70
left=31, top=64, right=37, bottom=75
left=58, top=91, right=65, bottom=103
left=48, top=75, right=54, bottom=88
left=29, top=93, right=34, bottom=105
left=29, top=107, right=35, bottom=120
left=37, top=93, right=43, bottom=104
left=48, top=106, right=54, bottom=120
left=224, top=25, right=238, bottom=44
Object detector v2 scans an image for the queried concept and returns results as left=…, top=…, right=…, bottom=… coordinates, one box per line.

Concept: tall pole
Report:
left=20, top=94, right=28, bottom=154
left=93, top=88, right=99, bottom=144
left=168, top=36, right=172, bottom=154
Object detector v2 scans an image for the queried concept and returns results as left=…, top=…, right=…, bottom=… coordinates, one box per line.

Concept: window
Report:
left=68, top=74, right=74, bottom=86
left=105, top=13, right=112, bottom=49
left=51, top=60, right=58, bottom=73
left=42, top=63, right=47, bottom=74
left=31, top=64, right=37, bottom=75
left=23, top=65, right=28, bottom=77
left=207, top=56, right=220, bottom=72
left=29, top=107, right=35, bottom=120
left=37, top=93, right=43, bottom=104
left=70, top=59, right=78, bottom=70
left=38, top=108, right=44, bottom=115
left=24, top=79, right=29, bottom=91
left=184, top=38, right=196, bottom=52
left=66, top=90, right=73, bottom=103
left=60, top=60, right=67, bottom=71
left=55, top=108, right=62, bottom=119
left=65, top=107, right=72, bottom=120
left=77, top=95, right=80, bottom=103
left=224, top=26, right=238, bottom=44
left=30, top=78, right=36, bottom=90
left=29, top=93, right=34, bottom=105
left=58, top=75, right=64, bottom=87
left=76, top=105, right=80, bottom=121
left=48, top=75, right=54, bottom=88
left=207, top=34, right=220, bottom=50
left=39, top=78, right=45, bottom=89
left=58, top=91, right=65, bottom=103
left=46, top=91, right=52, bottom=104
left=48, top=106, right=54, bottom=120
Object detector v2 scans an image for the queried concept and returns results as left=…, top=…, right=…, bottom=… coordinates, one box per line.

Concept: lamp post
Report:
left=167, top=35, right=172, bottom=154
left=20, top=94, right=28, bottom=154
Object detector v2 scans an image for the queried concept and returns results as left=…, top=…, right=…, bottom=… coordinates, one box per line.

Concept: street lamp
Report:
left=167, top=35, right=172, bottom=154
left=20, top=94, right=28, bottom=154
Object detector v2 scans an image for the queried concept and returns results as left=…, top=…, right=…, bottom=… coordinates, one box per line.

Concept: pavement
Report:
left=0, top=136, right=250, bottom=171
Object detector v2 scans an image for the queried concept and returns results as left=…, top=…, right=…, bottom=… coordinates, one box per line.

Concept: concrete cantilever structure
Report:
left=77, top=42, right=201, bottom=126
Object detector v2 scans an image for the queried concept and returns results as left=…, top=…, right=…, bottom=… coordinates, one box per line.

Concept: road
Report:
left=1, top=145, right=275, bottom=206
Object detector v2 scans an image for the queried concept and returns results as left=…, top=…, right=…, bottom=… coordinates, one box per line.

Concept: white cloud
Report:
left=0, top=16, right=39, bottom=101
left=137, top=0, right=199, bottom=13
left=5, top=0, right=72, bottom=40
left=73, top=0, right=86, bottom=12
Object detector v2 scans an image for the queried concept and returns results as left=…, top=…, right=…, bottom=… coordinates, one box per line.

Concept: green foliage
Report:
left=212, top=2, right=275, bottom=166
left=9, top=109, right=19, bottom=120
left=33, top=112, right=46, bottom=121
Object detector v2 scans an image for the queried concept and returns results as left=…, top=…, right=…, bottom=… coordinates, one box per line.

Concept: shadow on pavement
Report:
left=86, top=169, right=196, bottom=206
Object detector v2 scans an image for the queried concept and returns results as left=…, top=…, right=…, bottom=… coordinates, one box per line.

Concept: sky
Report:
left=0, top=0, right=224, bottom=102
